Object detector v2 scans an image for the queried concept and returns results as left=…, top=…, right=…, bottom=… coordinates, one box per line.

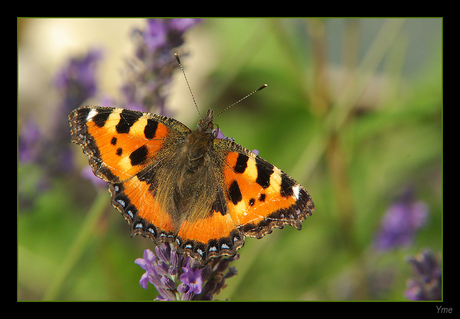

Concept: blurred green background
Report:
left=18, top=18, right=442, bottom=301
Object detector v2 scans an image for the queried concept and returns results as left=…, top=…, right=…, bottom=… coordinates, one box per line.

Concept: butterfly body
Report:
left=69, top=106, right=314, bottom=264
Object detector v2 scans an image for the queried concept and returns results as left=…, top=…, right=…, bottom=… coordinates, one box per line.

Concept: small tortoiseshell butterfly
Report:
left=68, top=57, right=314, bottom=265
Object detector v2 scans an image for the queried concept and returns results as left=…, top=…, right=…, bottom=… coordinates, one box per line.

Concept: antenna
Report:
left=174, top=53, right=201, bottom=118
left=213, top=84, right=268, bottom=119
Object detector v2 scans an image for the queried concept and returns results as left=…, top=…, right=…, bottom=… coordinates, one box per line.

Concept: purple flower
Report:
left=180, top=258, right=203, bottom=294
left=135, top=249, right=156, bottom=289
left=215, top=127, right=228, bottom=140
left=54, top=47, right=103, bottom=115
left=199, top=253, right=239, bottom=300
left=374, top=188, right=428, bottom=251
left=170, top=18, right=202, bottom=33
left=405, top=249, right=442, bottom=300
left=121, top=18, right=202, bottom=115
left=140, top=19, right=201, bottom=58
left=134, top=243, right=238, bottom=300
left=143, top=19, right=168, bottom=52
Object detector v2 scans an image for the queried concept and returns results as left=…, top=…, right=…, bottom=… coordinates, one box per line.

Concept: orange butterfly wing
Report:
left=69, top=106, right=314, bottom=265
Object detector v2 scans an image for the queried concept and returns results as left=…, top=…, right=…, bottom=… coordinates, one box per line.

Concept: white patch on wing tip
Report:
left=87, top=108, right=98, bottom=121
left=292, top=184, right=301, bottom=200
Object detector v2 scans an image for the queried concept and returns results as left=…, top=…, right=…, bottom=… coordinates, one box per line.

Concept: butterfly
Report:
left=68, top=58, right=314, bottom=265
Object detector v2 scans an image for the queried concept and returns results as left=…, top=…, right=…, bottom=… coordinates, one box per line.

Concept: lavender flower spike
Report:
left=134, top=243, right=239, bottom=301
left=121, top=18, right=202, bottom=115
left=405, top=249, right=442, bottom=300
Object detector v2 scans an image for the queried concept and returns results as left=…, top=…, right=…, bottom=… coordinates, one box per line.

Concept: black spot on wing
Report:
left=258, top=193, right=266, bottom=202
left=255, top=157, right=273, bottom=189
left=228, top=180, right=242, bottom=205
left=116, top=109, right=141, bottom=134
left=92, top=110, right=111, bottom=128
left=144, top=119, right=158, bottom=139
left=280, top=173, right=294, bottom=197
left=130, top=145, right=148, bottom=166
left=234, top=153, right=248, bottom=174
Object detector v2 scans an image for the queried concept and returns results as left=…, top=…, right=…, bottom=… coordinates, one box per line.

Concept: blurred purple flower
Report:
left=19, top=48, right=103, bottom=207
left=405, top=249, right=442, bottom=300
left=135, top=243, right=238, bottom=300
left=18, top=119, right=42, bottom=163
left=143, top=19, right=168, bottom=52
left=54, top=48, right=102, bottom=106
left=373, top=189, right=428, bottom=251
left=51, top=48, right=103, bottom=175
left=121, top=18, right=202, bottom=115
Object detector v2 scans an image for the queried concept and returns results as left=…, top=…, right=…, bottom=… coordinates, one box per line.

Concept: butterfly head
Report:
left=196, top=109, right=218, bottom=139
